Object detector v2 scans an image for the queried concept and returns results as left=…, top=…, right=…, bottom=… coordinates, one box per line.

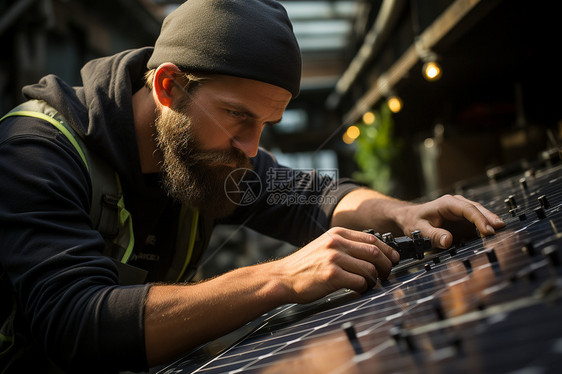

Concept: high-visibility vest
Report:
left=0, top=99, right=209, bottom=371
left=0, top=99, right=204, bottom=284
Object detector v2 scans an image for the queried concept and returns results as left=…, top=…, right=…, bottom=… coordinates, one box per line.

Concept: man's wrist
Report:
left=331, top=187, right=409, bottom=234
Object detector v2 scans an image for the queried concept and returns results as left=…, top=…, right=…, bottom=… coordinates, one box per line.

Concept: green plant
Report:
left=352, top=103, right=402, bottom=194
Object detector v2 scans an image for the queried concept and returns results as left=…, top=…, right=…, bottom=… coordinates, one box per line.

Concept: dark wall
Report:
left=0, top=0, right=161, bottom=114
left=334, top=0, right=562, bottom=199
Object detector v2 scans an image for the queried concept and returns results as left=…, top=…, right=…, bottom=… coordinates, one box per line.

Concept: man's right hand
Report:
left=271, top=227, right=400, bottom=304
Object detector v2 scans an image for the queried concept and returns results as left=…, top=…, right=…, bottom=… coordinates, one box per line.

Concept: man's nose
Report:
left=232, top=124, right=262, bottom=158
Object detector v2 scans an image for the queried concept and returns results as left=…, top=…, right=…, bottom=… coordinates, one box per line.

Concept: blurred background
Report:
left=1, top=0, right=560, bottom=277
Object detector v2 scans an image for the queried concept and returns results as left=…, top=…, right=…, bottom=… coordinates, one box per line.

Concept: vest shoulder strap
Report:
left=0, top=100, right=135, bottom=264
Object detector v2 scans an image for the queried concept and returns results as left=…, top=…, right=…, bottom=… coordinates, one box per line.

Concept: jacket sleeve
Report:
left=0, top=116, right=150, bottom=372
left=221, top=148, right=362, bottom=247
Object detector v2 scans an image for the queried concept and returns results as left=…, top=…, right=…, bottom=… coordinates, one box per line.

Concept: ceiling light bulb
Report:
left=362, top=111, right=375, bottom=125
left=387, top=96, right=403, bottom=113
left=423, top=61, right=442, bottom=81
left=346, top=125, right=360, bottom=139
left=342, top=132, right=354, bottom=144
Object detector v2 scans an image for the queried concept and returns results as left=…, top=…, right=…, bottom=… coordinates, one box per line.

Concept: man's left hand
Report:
left=394, top=194, right=505, bottom=249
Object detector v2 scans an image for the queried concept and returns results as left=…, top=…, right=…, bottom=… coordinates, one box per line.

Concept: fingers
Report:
left=335, top=253, right=378, bottom=290
left=440, top=195, right=504, bottom=237
left=324, top=227, right=396, bottom=285
left=414, top=194, right=505, bottom=249
left=453, top=195, right=505, bottom=229
left=343, top=243, right=393, bottom=281
left=416, top=220, right=453, bottom=249
left=335, top=228, right=400, bottom=263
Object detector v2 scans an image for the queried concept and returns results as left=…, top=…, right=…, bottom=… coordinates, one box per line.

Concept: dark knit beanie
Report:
left=147, top=0, right=302, bottom=97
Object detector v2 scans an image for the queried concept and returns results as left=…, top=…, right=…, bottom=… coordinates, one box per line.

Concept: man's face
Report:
left=155, top=74, right=292, bottom=217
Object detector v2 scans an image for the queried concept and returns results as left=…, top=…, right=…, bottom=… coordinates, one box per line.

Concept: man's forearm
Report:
left=143, top=222, right=402, bottom=367
left=144, top=262, right=288, bottom=366
left=330, top=187, right=411, bottom=234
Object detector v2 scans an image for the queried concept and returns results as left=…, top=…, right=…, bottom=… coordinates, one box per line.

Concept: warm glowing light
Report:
left=346, top=125, right=360, bottom=139
left=342, top=132, right=354, bottom=144
left=423, top=61, right=442, bottom=81
left=362, top=111, right=375, bottom=125
left=387, top=96, right=403, bottom=113
left=343, top=125, right=360, bottom=144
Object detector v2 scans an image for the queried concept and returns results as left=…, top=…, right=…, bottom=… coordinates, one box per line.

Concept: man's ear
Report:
left=153, top=63, right=183, bottom=108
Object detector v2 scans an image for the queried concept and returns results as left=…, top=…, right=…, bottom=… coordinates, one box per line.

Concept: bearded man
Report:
left=0, top=0, right=504, bottom=373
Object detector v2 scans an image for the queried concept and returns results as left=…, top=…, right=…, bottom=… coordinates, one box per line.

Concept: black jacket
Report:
left=0, top=48, right=359, bottom=372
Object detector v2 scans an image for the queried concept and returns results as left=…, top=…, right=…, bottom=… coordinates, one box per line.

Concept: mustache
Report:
left=179, top=143, right=250, bottom=168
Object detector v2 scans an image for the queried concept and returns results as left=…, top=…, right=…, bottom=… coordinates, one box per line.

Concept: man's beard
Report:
left=155, top=100, right=253, bottom=218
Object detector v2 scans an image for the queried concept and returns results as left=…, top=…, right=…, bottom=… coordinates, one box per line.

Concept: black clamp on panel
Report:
left=363, top=229, right=431, bottom=260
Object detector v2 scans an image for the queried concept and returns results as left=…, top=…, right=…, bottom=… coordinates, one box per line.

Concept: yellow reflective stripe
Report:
left=115, top=175, right=134, bottom=263
left=175, top=207, right=199, bottom=282
left=0, top=294, right=17, bottom=353
left=0, top=330, right=15, bottom=356
left=0, top=331, right=13, bottom=343
left=0, top=111, right=89, bottom=171
left=118, top=196, right=135, bottom=263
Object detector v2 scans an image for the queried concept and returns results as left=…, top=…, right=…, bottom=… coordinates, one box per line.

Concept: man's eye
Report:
left=228, top=110, right=245, bottom=119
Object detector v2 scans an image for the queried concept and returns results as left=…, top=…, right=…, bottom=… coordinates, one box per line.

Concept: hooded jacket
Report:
left=0, top=48, right=359, bottom=372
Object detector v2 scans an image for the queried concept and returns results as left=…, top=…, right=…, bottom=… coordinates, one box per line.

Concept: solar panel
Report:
left=159, top=155, right=562, bottom=374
